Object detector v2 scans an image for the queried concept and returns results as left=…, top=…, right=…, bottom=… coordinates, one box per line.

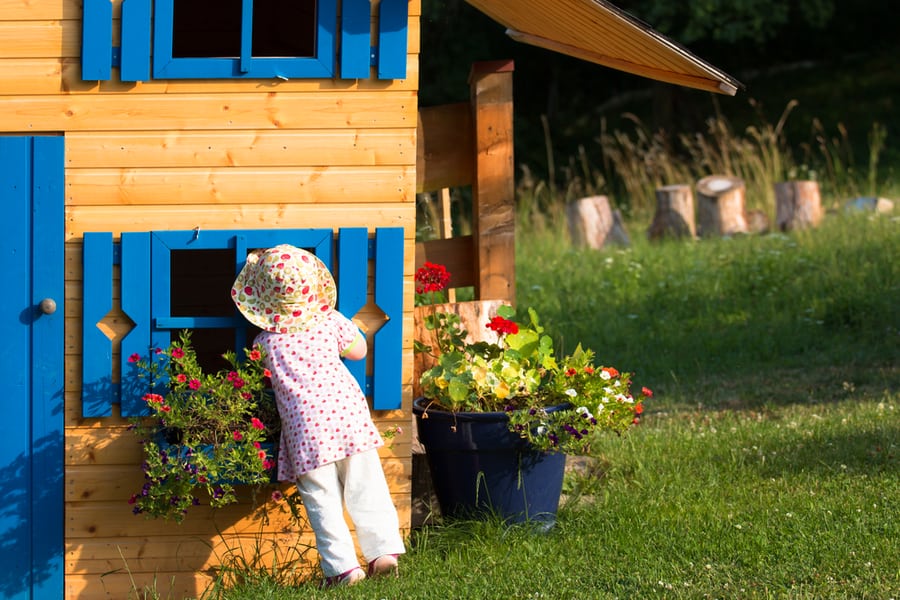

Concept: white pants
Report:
left=295, top=448, right=405, bottom=577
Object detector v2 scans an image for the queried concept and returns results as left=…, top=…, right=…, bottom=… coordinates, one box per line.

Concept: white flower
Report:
left=599, top=370, right=612, bottom=381
left=565, top=388, right=578, bottom=398
left=536, top=425, right=547, bottom=436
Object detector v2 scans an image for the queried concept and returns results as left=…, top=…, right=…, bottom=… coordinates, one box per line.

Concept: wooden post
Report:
left=648, top=184, right=696, bottom=240
left=566, top=195, right=630, bottom=249
left=696, top=175, right=748, bottom=237
left=775, top=180, right=823, bottom=231
left=470, top=60, right=516, bottom=304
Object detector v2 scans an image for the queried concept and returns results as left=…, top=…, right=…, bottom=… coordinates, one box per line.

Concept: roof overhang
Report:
left=465, top=0, right=743, bottom=96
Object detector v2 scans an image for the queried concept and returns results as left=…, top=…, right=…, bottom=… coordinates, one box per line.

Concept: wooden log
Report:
left=696, top=175, right=748, bottom=237
left=647, top=184, right=695, bottom=240
left=566, top=195, right=631, bottom=248
left=745, top=209, right=771, bottom=234
left=775, top=180, right=823, bottom=231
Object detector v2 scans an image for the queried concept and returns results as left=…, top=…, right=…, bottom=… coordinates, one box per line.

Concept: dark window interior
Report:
left=172, top=0, right=317, bottom=59
left=170, top=249, right=257, bottom=371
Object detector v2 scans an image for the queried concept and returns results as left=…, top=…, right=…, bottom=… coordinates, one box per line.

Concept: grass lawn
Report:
left=209, top=211, right=898, bottom=599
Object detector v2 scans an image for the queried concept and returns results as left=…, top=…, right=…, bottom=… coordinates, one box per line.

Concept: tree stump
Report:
left=696, top=175, right=748, bottom=237
left=775, top=180, right=823, bottom=231
left=745, top=209, right=771, bottom=234
left=566, top=195, right=630, bottom=249
left=647, top=184, right=696, bottom=240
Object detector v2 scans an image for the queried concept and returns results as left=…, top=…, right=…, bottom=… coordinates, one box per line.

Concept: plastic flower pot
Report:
left=154, top=429, right=278, bottom=485
left=413, top=397, right=568, bottom=529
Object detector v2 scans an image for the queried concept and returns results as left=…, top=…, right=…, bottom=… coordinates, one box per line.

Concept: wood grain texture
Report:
left=66, top=166, right=414, bottom=206
left=65, top=204, right=416, bottom=238
left=65, top=129, right=416, bottom=168
left=0, top=91, right=417, bottom=131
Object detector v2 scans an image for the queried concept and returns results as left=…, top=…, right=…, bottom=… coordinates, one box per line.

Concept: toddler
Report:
left=231, top=244, right=404, bottom=586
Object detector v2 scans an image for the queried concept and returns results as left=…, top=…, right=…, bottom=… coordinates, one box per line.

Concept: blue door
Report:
left=0, top=137, right=65, bottom=599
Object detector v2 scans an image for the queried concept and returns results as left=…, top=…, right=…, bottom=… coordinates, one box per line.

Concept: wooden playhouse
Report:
left=0, top=0, right=739, bottom=597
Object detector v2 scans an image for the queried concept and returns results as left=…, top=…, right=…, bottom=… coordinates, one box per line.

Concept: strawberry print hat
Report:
left=231, top=244, right=337, bottom=334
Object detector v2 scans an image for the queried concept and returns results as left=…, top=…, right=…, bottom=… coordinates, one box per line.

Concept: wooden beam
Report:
left=415, top=103, right=473, bottom=193
left=469, top=60, right=516, bottom=303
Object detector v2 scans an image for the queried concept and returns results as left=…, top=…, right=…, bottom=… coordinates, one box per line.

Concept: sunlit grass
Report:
left=209, top=211, right=899, bottom=600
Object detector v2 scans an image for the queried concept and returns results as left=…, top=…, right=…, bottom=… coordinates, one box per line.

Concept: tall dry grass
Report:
left=515, top=100, right=890, bottom=225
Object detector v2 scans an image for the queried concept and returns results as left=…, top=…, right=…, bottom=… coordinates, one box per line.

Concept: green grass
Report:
left=517, top=211, right=899, bottom=408
left=205, top=211, right=899, bottom=599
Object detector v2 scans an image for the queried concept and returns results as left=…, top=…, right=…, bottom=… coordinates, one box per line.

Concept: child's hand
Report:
left=341, top=332, right=367, bottom=361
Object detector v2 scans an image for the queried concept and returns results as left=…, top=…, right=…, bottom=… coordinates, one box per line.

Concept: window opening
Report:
left=172, top=0, right=241, bottom=58
left=170, top=249, right=245, bottom=372
left=253, top=0, right=316, bottom=57
left=170, top=0, right=316, bottom=60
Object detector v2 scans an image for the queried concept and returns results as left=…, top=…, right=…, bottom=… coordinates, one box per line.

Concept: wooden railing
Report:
left=414, top=60, right=516, bottom=304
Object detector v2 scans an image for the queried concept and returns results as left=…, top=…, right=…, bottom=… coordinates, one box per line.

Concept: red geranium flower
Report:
left=415, top=262, right=451, bottom=294
left=486, top=316, right=519, bottom=335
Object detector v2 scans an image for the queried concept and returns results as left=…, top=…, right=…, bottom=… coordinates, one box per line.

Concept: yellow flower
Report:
left=493, top=380, right=511, bottom=400
left=471, top=364, right=488, bottom=385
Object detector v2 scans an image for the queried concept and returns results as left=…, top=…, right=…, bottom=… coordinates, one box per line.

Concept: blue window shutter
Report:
left=81, top=232, right=114, bottom=417
left=81, top=0, right=113, bottom=81
left=377, top=0, right=408, bottom=79
left=372, top=228, right=403, bottom=409
left=340, top=0, right=371, bottom=79
left=120, top=233, right=152, bottom=416
left=336, top=228, right=369, bottom=393
left=82, top=228, right=405, bottom=416
left=120, top=0, right=152, bottom=82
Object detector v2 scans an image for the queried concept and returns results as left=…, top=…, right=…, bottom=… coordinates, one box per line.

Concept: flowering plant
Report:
left=417, top=305, right=650, bottom=454
left=127, top=330, right=279, bottom=522
left=415, top=261, right=451, bottom=305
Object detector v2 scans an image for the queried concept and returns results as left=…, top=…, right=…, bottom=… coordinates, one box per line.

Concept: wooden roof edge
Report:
left=589, top=0, right=744, bottom=94
left=507, top=29, right=739, bottom=96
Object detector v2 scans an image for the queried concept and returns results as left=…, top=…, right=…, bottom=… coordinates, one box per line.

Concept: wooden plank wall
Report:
left=0, top=0, right=420, bottom=597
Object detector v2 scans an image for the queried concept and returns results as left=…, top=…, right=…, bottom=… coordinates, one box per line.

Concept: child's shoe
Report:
left=322, top=566, right=366, bottom=587
left=367, top=554, right=399, bottom=578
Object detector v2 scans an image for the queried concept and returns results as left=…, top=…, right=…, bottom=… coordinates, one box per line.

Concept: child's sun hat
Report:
left=231, top=244, right=337, bottom=334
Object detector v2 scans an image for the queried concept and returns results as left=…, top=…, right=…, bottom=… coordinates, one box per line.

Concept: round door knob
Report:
left=40, top=298, right=57, bottom=315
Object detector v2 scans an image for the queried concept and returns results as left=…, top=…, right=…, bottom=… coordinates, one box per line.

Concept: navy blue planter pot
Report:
left=413, top=397, right=567, bottom=528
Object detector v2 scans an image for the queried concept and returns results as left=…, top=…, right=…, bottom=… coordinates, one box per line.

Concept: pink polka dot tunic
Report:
left=254, top=310, right=383, bottom=481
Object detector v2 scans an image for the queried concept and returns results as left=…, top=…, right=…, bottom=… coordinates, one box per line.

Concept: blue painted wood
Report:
left=83, top=227, right=405, bottom=416
left=0, top=136, right=64, bottom=599
left=372, top=228, right=404, bottom=409
left=336, top=228, right=369, bottom=392
left=120, top=233, right=152, bottom=416
left=28, top=136, right=65, bottom=599
left=240, top=0, right=253, bottom=74
left=0, top=137, right=34, bottom=595
left=153, top=0, right=337, bottom=79
left=150, top=232, right=174, bottom=362
left=81, top=232, right=114, bottom=417
left=120, top=0, right=152, bottom=82
left=81, top=0, right=113, bottom=80
left=340, top=0, right=372, bottom=79
left=377, top=0, right=408, bottom=79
